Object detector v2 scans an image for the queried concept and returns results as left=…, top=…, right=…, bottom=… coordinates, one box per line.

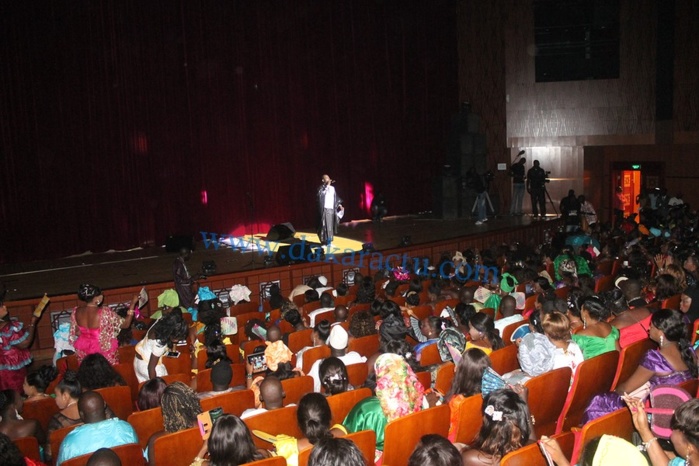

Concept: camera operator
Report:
left=526, top=160, right=548, bottom=219
left=560, top=189, right=581, bottom=233
left=466, top=167, right=489, bottom=225
left=509, top=157, right=526, bottom=216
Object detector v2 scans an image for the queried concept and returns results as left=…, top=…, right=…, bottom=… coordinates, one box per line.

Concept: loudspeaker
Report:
left=275, top=239, right=323, bottom=266
left=165, top=234, right=194, bottom=253
left=266, top=222, right=296, bottom=242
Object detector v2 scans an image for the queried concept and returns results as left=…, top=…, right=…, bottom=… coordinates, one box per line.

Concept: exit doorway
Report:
left=611, top=162, right=665, bottom=219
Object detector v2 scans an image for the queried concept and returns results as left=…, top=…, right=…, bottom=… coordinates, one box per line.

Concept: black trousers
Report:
left=530, top=189, right=546, bottom=217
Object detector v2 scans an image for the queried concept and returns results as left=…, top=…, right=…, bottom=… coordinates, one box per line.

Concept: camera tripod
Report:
left=471, top=190, right=496, bottom=218
left=531, top=184, right=559, bottom=218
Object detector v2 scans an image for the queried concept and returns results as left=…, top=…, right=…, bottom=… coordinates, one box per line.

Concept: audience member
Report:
left=308, top=437, right=366, bottom=466
left=571, top=296, right=619, bottom=359
left=409, top=434, right=463, bottom=466
left=77, top=353, right=127, bottom=390
left=493, top=295, right=523, bottom=334
left=190, top=414, right=270, bottom=466
left=134, top=309, right=188, bottom=382
left=446, top=348, right=491, bottom=442
left=87, top=448, right=122, bottom=466
left=56, top=391, right=137, bottom=465
left=69, top=284, right=136, bottom=365
left=465, top=312, right=504, bottom=355
left=198, top=360, right=236, bottom=399
left=0, top=431, right=43, bottom=466
left=296, top=320, right=331, bottom=371
left=241, top=376, right=285, bottom=419
left=308, top=326, right=366, bottom=392
left=0, top=389, right=44, bottom=444
left=137, top=377, right=168, bottom=410
left=23, top=364, right=58, bottom=401
left=0, top=299, right=40, bottom=391
left=319, top=357, right=350, bottom=395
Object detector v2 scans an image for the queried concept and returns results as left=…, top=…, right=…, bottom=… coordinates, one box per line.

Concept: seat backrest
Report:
left=524, top=367, right=572, bottom=436
left=480, top=307, right=495, bottom=319
left=281, top=376, right=314, bottom=406
left=288, top=328, right=315, bottom=354
left=692, top=319, right=699, bottom=345
left=327, top=388, right=373, bottom=425
left=452, top=393, right=483, bottom=444
left=501, top=320, right=525, bottom=346
left=554, top=286, right=570, bottom=299
left=434, top=299, right=460, bottom=317
left=196, top=344, right=241, bottom=369
left=678, top=378, right=699, bottom=397
left=200, top=389, right=255, bottom=417
left=382, top=405, right=450, bottom=466
left=611, top=338, right=656, bottom=390
left=61, top=442, right=145, bottom=466
left=334, top=294, right=356, bottom=306
left=302, top=301, right=322, bottom=314
left=346, top=362, right=369, bottom=388
left=434, top=362, right=455, bottom=396
left=127, top=407, right=163, bottom=449
left=161, top=350, right=193, bottom=376
left=152, top=427, right=202, bottom=466
left=415, top=370, right=431, bottom=390
left=571, top=408, right=634, bottom=464
left=594, top=275, right=614, bottom=293
left=246, top=457, right=287, bottom=466
left=556, top=350, right=619, bottom=433
left=241, top=340, right=267, bottom=359
left=596, top=260, right=614, bottom=276
left=20, top=396, right=59, bottom=433
left=118, top=345, right=137, bottom=365
left=50, top=423, right=81, bottom=464
left=244, top=406, right=302, bottom=449
left=348, top=334, right=380, bottom=358
left=113, top=361, right=141, bottom=403
left=228, top=301, right=261, bottom=317
left=419, top=343, right=442, bottom=366
left=490, top=344, right=520, bottom=375
left=95, top=385, right=133, bottom=421
left=12, top=436, right=41, bottom=462
left=524, top=295, right=538, bottom=312
left=500, top=431, right=575, bottom=466
left=302, top=345, right=332, bottom=374
left=409, top=305, right=433, bottom=321
left=661, top=294, right=681, bottom=310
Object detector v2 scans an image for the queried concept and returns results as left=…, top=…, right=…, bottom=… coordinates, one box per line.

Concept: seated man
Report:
left=307, top=293, right=335, bottom=327
left=240, top=376, right=286, bottom=419
left=198, top=360, right=240, bottom=399
left=56, top=391, right=138, bottom=465
left=494, top=295, right=524, bottom=335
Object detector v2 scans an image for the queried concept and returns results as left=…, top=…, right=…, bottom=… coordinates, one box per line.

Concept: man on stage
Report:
left=526, top=160, right=548, bottom=219
left=317, top=174, right=343, bottom=246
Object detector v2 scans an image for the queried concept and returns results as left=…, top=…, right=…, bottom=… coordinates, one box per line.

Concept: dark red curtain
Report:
left=0, top=0, right=457, bottom=264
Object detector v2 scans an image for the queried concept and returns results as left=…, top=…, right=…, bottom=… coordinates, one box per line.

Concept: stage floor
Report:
left=0, top=213, right=550, bottom=300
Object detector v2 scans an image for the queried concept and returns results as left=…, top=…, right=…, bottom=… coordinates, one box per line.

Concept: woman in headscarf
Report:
left=343, top=353, right=425, bottom=461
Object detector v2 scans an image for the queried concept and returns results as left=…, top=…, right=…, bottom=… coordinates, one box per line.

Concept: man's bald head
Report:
left=500, top=295, right=517, bottom=318
left=78, top=391, right=107, bottom=424
left=259, top=376, right=285, bottom=409
left=459, top=287, right=474, bottom=305
left=621, top=279, right=642, bottom=300
left=87, top=448, right=122, bottom=466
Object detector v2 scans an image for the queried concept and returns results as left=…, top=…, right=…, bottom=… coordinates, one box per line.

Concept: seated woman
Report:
left=190, top=414, right=270, bottom=466
left=465, top=312, right=504, bottom=356
left=134, top=310, right=188, bottom=382
left=77, top=353, right=127, bottom=390
left=571, top=296, right=619, bottom=360
left=445, top=348, right=491, bottom=442
left=147, top=382, right=202, bottom=466
left=541, top=434, right=649, bottom=466
left=0, top=432, right=44, bottom=466
left=602, top=286, right=652, bottom=348
left=296, top=393, right=347, bottom=452
left=137, top=377, right=168, bottom=411
left=625, top=397, right=699, bottom=466
left=406, top=316, right=445, bottom=362
left=319, top=357, right=350, bottom=396
left=0, top=389, right=44, bottom=445
left=541, top=312, right=583, bottom=380
left=409, top=434, right=463, bottom=466
left=343, top=353, right=424, bottom=458
left=461, top=388, right=535, bottom=466
left=295, top=320, right=331, bottom=371
left=582, top=308, right=697, bottom=424
left=23, top=364, right=58, bottom=401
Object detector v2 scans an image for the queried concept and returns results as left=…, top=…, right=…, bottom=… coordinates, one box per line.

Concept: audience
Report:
left=190, top=414, right=270, bottom=466
left=137, top=377, right=168, bottom=410
left=308, top=326, right=366, bottom=392
left=22, top=364, right=58, bottom=401
left=77, top=353, right=126, bottom=390
left=0, top=389, right=44, bottom=444
left=409, top=434, right=463, bottom=466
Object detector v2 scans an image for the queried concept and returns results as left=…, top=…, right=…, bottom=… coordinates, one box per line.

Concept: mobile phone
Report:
left=197, top=407, right=224, bottom=440
left=538, top=440, right=555, bottom=466
left=247, top=353, right=268, bottom=373
left=166, top=351, right=181, bottom=358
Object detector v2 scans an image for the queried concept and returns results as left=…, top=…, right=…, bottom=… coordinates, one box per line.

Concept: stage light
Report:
left=200, top=190, right=208, bottom=205
left=400, top=236, right=412, bottom=247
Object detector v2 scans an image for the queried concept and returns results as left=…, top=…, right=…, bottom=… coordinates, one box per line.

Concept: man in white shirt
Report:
left=308, top=325, right=366, bottom=392
left=494, top=295, right=524, bottom=335
left=317, top=174, right=343, bottom=246
left=307, top=293, right=335, bottom=327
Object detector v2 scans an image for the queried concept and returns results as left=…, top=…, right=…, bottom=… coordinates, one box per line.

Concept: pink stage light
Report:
left=362, top=182, right=374, bottom=215
left=200, top=190, right=208, bottom=205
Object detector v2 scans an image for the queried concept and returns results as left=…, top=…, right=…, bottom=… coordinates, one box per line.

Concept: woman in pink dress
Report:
left=69, top=284, right=136, bottom=365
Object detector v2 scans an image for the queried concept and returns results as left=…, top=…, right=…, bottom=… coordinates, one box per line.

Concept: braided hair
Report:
left=161, top=382, right=202, bottom=433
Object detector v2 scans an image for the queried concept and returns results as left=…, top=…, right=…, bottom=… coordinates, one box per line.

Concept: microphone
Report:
left=518, top=150, right=525, bottom=156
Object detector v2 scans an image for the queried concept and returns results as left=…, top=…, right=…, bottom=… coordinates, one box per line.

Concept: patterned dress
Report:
left=69, top=307, right=123, bottom=365
left=0, top=319, right=33, bottom=390
left=582, top=349, right=693, bottom=424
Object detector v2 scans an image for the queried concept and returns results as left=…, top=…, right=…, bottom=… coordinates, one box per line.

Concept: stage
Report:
left=0, top=213, right=553, bottom=301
